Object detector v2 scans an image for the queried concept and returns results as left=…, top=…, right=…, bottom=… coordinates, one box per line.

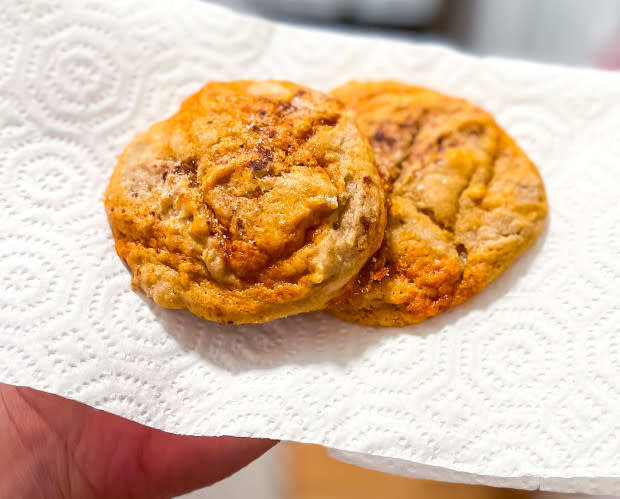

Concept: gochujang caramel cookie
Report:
left=105, top=81, right=386, bottom=324
left=327, top=81, right=547, bottom=326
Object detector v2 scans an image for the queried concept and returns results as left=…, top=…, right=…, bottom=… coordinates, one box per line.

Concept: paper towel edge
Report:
left=327, top=448, right=620, bottom=495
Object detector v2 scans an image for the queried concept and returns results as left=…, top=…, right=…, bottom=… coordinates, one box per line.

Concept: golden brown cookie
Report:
left=104, top=81, right=386, bottom=324
left=327, top=81, right=547, bottom=326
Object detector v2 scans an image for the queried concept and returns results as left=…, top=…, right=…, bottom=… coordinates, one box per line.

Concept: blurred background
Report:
left=208, top=0, right=620, bottom=69
left=183, top=1, right=620, bottom=498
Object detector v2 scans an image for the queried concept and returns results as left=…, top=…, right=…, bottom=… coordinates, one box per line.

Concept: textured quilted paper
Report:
left=2, top=0, right=620, bottom=494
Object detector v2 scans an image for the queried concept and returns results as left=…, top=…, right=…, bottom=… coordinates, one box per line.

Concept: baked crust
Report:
left=104, top=81, right=386, bottom=324
left=327, top=81, right=548, bottom=326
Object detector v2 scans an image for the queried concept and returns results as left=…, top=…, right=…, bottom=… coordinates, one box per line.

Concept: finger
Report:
left=1, top=383, right=277, bottom=499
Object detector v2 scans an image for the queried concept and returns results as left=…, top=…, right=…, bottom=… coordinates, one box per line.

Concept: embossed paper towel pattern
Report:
left=1, top=0, right=620, bottom=494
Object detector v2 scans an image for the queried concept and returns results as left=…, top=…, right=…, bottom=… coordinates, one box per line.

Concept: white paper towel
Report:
left=2, top=0, right=620, bottom=494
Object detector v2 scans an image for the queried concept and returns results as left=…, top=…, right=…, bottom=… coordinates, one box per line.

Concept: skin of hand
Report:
left=0, top=383, right=277, bottom=499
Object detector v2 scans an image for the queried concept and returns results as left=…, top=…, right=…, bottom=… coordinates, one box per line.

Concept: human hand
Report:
left=0, top=383, right=276, bottom=498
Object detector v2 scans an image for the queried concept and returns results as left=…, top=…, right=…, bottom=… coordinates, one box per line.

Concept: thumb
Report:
left=0, top=383, right=277, bottom=499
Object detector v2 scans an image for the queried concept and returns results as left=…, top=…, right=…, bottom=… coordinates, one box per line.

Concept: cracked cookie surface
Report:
left=104, top=80, right=386, bottom=324
left=327, top=81, right=547, bottom=326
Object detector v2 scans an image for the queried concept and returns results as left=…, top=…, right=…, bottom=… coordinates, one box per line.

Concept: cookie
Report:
left=327, top=81, right=547, bottom=326
left=104, top=81, right=386, bottom=324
